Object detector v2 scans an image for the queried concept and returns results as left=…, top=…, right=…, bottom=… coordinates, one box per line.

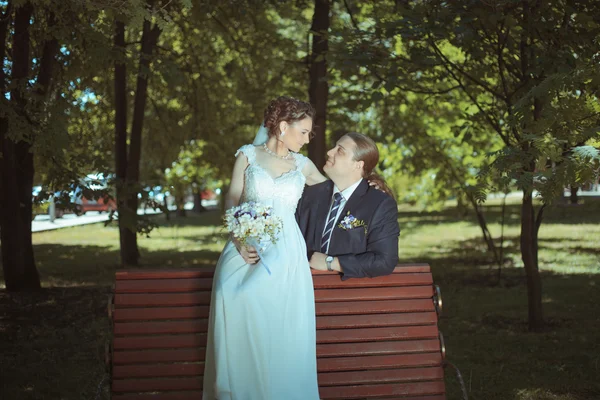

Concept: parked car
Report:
left=75, top=195, right=116, bottom=214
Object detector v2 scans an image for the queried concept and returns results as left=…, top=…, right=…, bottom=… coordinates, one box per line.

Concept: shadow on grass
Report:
left=0, top=285, right=112, bottom=400
left=154, top=209, right=223, bottom=229
left=439, top=268, right=600, bottom=400
left=536, top=237, right=600, bottom=257
left=25, top=243, right=222, bottom=287
left=138, top=248, right=222, bottom=268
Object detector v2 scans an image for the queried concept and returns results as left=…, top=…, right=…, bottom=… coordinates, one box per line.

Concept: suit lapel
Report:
left=329, top=179, right=368, bottom=252
left=313, top=180, right=334, bottom=244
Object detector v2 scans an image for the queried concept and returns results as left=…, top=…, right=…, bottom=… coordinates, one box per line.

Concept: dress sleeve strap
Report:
left=235, top=144, right=256, bottom=164
left=294, top=152, right=309, bottom=171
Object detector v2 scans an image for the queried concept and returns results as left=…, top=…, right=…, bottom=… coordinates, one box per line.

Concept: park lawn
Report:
left=0, top=199, right=599, bottom=400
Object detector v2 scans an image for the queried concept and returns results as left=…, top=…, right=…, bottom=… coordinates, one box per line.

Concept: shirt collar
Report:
left=333, top=178, right=363, bottom=202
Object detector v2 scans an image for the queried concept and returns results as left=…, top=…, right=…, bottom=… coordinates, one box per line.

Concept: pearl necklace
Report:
left=263, top=143, right=293, bottom=160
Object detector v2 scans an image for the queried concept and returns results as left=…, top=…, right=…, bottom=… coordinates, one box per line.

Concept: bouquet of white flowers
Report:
left=224, top=201, right=283, bottom=274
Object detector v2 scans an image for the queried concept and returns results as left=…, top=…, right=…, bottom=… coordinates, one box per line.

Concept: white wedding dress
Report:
left=202, top=144, right=320, bottom=400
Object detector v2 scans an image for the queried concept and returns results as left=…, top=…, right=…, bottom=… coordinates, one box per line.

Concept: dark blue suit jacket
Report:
left=295, top=179, right=400, bottom=280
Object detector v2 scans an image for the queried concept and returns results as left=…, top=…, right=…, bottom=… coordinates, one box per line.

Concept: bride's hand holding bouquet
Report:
left=224, top=202, right=283, bottom=274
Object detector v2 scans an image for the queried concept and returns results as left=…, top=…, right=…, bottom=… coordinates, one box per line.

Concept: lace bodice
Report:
left=235, top=144, right=308, bottom=214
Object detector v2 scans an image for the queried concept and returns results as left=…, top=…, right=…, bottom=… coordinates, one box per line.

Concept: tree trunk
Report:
left=0, top=1, right=11, bottom=261
left=193, top=188, right=206, bottom=213
left=163, top=196, right=170, bottom=221
left=455, top=194, right=469, bottom=217
left=497, top=192, right=508, bottom=282
left=114, top=17, right=161, bottom=266
left=113, top=20, right=137, bottom=266
left=1, top=2, right=40, bottom=290
left=467, top=194, right=502, bottom=269
left=307, top=0, right=329, bottom=170
left=569, top=186, right=578, bottom=204
left=520, top=93, right=545, bottom=332
left=176, top=195, right=187, bottom=217
left=127, top=19, right=161, bottom=185
left=520, top=191, right=544, bottom=332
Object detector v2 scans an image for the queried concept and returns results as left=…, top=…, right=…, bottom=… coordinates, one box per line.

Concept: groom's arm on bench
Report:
left=337, top=196, right=400, bottom=280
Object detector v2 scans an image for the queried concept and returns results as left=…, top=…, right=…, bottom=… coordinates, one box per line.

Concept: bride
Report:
left=202, top=96, right=327, bottom=400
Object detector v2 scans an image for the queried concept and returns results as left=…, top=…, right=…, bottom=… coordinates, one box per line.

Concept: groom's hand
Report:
left=309, top=252, right=328, bottom=271
left=310, top=252, right=343, bottom=273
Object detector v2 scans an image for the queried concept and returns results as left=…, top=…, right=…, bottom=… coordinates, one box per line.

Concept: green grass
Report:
left=1, top=199, right=599, bottom=400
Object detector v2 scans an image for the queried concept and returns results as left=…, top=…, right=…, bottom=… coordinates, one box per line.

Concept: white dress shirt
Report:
left=322, top=178, right=363, bottom=254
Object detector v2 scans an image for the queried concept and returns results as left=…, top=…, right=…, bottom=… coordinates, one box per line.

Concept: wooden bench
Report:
left=106, top=264, right=447, bottom=399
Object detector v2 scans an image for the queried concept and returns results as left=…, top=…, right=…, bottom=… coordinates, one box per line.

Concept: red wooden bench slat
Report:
left=114, top=274, right=433, bottom=293
left=112, top=377, right=202, bottom=392
left=116, top=269, right=215, bottom=280
left=112, top=365, right=445, bottom=391
left=113, top=300, right=435, bottom=322
left=113, top=393, right=203, bottom=400
left=115, top=278, right=213, bottom=293
left=317, top=353, right=442, bottom=373
left=312, top=264, right=431, bottom=275
left=315, top=286, right=434, bottom=302
left=318, top=381, right=446, bottom=399
left=114, top=264, right=431, bottom=280
left=113, top=349, right=205, bottom=365
left=114, top=275, right=432, bottom=293
left=115, top=288, right=433, bottom=307
left=113, top=334, right=207, bottom=350
left=312, top=273, right=433, bottom=289
left=318, top=366, right=444, bottom=386
left=113, top=332, right=440, bottom=354
left=113, top=306, right=209, bottom=322
left=317, top=325, right=440, bottom=344
left=114, top=320, right=208, bottom=336
left=112, top=340, right=441, bottom=365
left=316, top=299, right=435, bottom=316
left=316, top=339, right=441, bottom=358
left=113, top=364, right=203, bottom=379
left=114, top=293, right=211, bottom=308
left=316, top=312, right=437, bottom=330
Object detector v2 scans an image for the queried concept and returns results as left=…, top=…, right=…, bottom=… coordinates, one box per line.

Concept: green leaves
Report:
left=572, top=145, right=600, bottom=163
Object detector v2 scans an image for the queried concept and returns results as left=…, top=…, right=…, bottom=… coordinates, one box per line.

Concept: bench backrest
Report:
left=108, top=264, right=446, bottom=399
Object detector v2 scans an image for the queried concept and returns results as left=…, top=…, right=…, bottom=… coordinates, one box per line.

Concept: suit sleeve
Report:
left=337, top=196, right=400, bottom=280
left=295, top=186, right=314, bottom=261
left=294, top=189, right=304, bottom=226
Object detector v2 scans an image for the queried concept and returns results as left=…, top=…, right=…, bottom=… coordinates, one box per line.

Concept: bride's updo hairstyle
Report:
left=263, top=96, right=315, bottom=139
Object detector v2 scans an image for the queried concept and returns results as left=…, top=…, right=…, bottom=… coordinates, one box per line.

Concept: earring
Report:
left=281, top=130, right=286, bottom=137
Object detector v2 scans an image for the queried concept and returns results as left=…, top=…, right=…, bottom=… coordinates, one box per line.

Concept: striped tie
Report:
left=321, top=192, right=343, bottom=253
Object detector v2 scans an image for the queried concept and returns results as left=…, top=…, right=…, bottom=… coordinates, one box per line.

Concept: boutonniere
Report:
left=338, top=211, right=367, bottom=234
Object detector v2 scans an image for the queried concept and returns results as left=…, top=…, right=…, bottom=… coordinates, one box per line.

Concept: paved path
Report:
left=32, top=201, right=217, bottom=233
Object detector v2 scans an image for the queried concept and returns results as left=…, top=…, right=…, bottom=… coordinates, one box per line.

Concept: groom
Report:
left=296, top=132, right=400, bottom=280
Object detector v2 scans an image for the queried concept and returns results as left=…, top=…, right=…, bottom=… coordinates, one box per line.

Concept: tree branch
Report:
left=428, top=38, right=511, bottom=146
left=341, top=0, right=453, bottom=95
left=497, top=18, right=511, bottom=102
left=343, top=0, right=359, bottom=28
left=430, top=39, right=508, bottom=102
